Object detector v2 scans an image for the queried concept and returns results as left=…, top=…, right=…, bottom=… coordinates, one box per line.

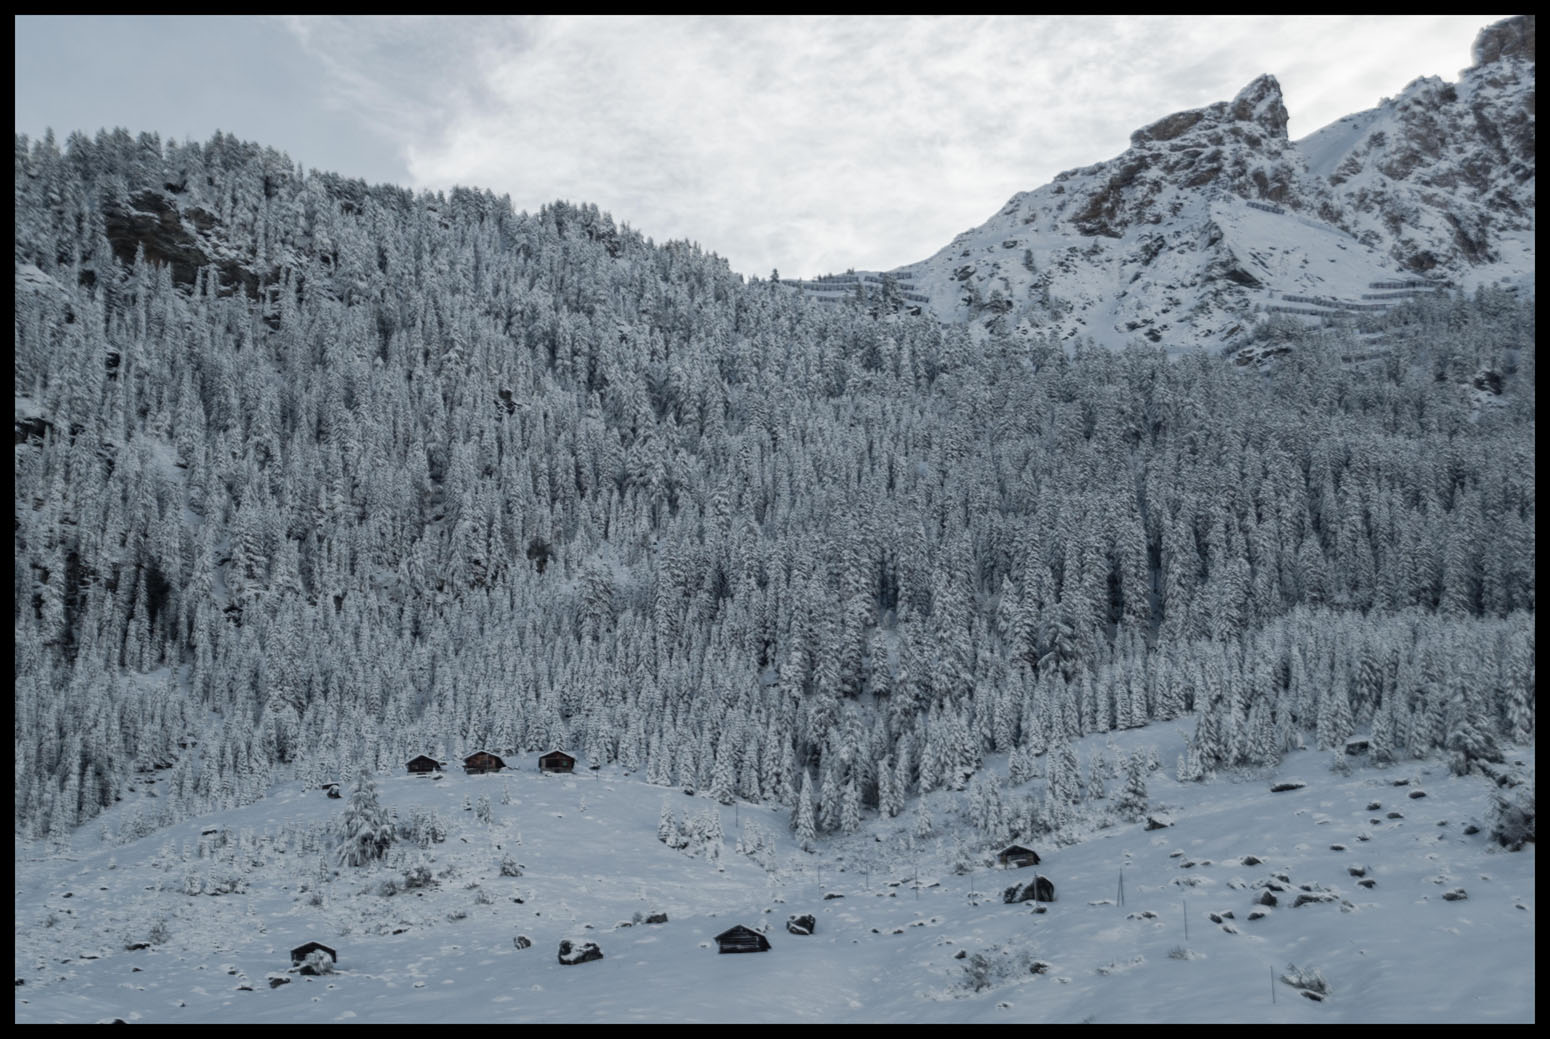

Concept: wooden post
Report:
left=1183, top=898, right=1189, bottom=941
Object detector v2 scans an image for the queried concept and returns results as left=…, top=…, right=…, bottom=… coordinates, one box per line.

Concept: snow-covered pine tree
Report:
left=335, top=772, right=394, bottom=867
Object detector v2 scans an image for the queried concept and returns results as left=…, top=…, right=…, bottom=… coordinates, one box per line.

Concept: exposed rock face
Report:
left=879, top=17, right=1532, bottom=352
left=1473, top=15, right=1534, bottom=66
left=786, top=914, right=816, bottom=935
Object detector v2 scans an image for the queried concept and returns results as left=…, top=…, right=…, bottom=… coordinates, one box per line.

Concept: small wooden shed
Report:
left=463, top=750, right=506, bottom=775
left=539, top=750, right=576, bottom=774
left=998, top=844, right=1041, bottom=868
left=714, top=925, right=771, bottom=954
left=290, top=941, right=337, bottom=966
left=406, top=755, right=442, bottom=775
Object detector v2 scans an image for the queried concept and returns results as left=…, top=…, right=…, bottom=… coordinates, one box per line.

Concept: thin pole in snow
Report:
left=1271, top=964, right=1276, bottom=1004
left=1183, top=898, right=1189, bottom=941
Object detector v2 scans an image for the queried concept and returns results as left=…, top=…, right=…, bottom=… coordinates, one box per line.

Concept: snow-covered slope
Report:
left=862, top=16, right=1533, bottom=353
left=14, top=730, right=1534, bottom=1023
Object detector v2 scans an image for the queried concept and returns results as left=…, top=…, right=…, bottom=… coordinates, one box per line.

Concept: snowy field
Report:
left=14, top=725, right=1534, bottom=1023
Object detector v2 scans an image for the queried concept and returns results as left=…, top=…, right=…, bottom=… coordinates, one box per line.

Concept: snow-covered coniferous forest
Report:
left=11, top=22, right=1534, bottom=1021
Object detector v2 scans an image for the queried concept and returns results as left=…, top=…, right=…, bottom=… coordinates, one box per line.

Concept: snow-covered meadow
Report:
left=15, top=724, right=1534, bottom=1023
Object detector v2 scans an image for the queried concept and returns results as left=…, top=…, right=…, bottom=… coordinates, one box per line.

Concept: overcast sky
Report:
left=15, top=15, right=1506, bottom=280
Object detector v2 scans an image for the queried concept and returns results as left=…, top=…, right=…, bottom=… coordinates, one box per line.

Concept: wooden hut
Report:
left=463, top=750, right=506, bottom=775
left=539, top=750, right=576, bottom=774
left=714, top=925, right=771, bottom=954
left=290, top=941, right=337, bottom=966
left=997, top=844, right=1041, bottom=868
left=406, top=755, right=442, bottom=775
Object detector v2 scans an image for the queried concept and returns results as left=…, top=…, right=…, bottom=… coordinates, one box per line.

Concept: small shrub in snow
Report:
left=1488, top=783, right=1534, bottom=851
left=1167, top=945, right=1197, bottom=960
left=147, top=919, right=171, bottom=945
left=299, top=950, right=334, bottom=976
left=499, top=855, right=524, bottom=877
left=1280, top=963, right=1328, bottom=995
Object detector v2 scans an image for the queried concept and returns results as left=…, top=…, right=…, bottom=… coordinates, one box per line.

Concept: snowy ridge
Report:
left=865, top=16, right=1533, bottom=352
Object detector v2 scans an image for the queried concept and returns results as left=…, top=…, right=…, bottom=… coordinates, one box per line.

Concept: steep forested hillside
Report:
left=13, top=129, right=1535, bottom=846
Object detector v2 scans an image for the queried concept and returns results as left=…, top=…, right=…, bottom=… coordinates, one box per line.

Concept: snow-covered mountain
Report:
left=838, top=15, right=1534, bottom=352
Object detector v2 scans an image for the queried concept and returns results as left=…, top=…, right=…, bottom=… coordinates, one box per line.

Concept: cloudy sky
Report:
left=15, top=15, right=1505, bottom=279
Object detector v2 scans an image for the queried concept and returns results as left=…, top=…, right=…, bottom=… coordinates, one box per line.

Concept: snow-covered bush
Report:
left=299, top=949, right=334, bottom=976
left=1281, top=963, right=1329, bottom=994
left=499, top=855, right=524, bottom=877
left=1489, top=782, right=1534, bottom=851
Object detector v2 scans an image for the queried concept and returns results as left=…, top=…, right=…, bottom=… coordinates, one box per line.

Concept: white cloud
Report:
left=276, top=15, right=1503, bottom=279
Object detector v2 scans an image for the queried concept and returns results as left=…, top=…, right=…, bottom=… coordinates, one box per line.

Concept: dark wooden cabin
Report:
left=290, top=941, right=337, bottom=966
left=406, top=754, right=442, bottom=775
left=463, top=750, right=506, bottom=774
left=714, top=925, right=771, bottom=954
left=539, top=750, right=576, bottom=774
left=998, top=844, right=1041, bottom=868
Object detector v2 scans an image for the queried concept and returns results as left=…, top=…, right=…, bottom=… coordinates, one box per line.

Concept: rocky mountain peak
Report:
left=1130, top=74, right=1288, bottom=147
left=1471, top=14, right=1534, bottom=68
left=1229, top=74, right=1289, bottom=138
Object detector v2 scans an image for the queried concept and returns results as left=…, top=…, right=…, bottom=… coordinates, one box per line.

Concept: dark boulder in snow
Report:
left=787, top=914, right=816, bottom=936
left=645, top=912, right=668, bottom=924
left=558, top=939, right=603, bottom=965
left=1270, top=780, right=1307, bottom=793
left=1442, top=888, right=1468, bottom=901
left=513, top=935, right=532, bottom=949
left=1006, top=875, right=1056, bottom=903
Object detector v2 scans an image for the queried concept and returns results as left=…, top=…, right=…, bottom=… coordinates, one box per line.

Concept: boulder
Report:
left=786, top=914, right=816, bottom=936
left=558, top=939, right=603, bottom=965
left=1005, top=876, right=1058, bottom=903
left=513, top=935, right=532, bottom=950
left=644, top=912, right=669, bottom=924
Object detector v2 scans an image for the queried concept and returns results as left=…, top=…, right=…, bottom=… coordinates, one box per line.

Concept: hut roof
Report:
left=290, top=941, right=337, bottom=964
left=407, top=754, right=441, bottom=769
left=714, top=924, right=771, bottom=952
